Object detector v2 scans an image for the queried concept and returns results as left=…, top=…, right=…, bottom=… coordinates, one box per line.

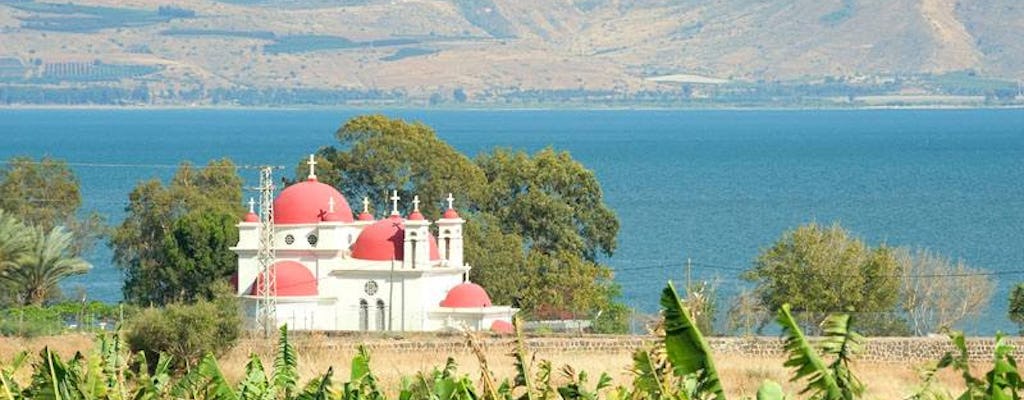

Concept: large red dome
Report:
left=351, top=215, right=441, bottom=261
left=440, top=283, right=492, bottom=308
left=249, top=260, right=318, bottom=296
left=273, top=179, right=354, bottom=224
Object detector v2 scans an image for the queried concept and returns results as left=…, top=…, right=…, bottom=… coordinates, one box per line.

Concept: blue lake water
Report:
left=0, top=108, right=1022, bottom=333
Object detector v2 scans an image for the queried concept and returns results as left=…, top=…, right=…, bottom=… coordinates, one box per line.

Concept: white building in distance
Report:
left=232, top=156, right=516, bottom=332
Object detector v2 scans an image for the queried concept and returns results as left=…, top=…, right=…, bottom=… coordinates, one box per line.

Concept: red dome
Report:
left=490, top=320, right=514, bottom=334
left=273, top=179, right=354, bottom=224
left=323, top=211, right=347, bottom=222
left=358, top=212, right=374, bottom=221
left=442, top=208, right=460, bottom=219
left=243, top=212, right=259, bottom=223
left=351, top=215, right=441, bottom=261
left=408, top=211, right=425, bottom=220
left=440, top=283, right=492, bottom=308
left=249, top=261, right=318, bottom=296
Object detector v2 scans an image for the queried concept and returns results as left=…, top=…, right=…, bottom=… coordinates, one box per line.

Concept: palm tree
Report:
left=0, top=210, right=30, bottom=272
left=0, top=225, right=91, bottom=305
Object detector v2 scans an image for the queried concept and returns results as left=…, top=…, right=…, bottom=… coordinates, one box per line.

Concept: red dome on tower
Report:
left=273, top=179, right=354, bottom=224
left=351, top=215, right=441, bottom=261
left=249, top=260, right=318, bottom=296
left=440, top=283, right=492, bottom=308
left=243, top=212, right=259, bottom=223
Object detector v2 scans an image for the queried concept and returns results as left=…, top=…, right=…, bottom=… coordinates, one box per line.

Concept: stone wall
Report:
left=300, top=333, right=1023, bottom=363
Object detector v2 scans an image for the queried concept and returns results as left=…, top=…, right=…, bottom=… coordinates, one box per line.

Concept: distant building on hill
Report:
left=232, top=155, right=516, bottom=333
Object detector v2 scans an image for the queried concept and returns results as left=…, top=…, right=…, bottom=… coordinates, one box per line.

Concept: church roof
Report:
left=273, top=178, right=354, bottom=224
left=249, top=260, right=318, bottom=296
left=350, top=215, right=441, bottom=261
left=440, top=282, right=493, bottom=308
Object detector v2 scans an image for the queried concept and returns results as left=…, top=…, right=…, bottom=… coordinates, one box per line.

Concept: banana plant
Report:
left=660, top=281, right=726, bottom=400
left=0, top=351, right=28, bottom=400
left=776, top=304, right=865, bottom=400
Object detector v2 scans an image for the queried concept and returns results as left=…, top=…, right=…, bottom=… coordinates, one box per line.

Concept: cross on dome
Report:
left=306, top=154, right=317, bottom=180
left=390, top=190, right=400, bottom=216
left=328, top=196, right=335, bottom=213
left=362, top=196, right=370, bottom=214
left=446, top=193, right=455, bottom=210
left=248, top=198, right=256, bottom=213
left=412, top=195, right=421, bottom=212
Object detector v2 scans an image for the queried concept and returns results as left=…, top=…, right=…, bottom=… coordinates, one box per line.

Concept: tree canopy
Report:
left=308, top=114, right=625, bottom=331
left=111, top=159, right=244, bottom=305
left=743, top=223, right=902, bottom=332
left=0, top=156, right=104, bottom=255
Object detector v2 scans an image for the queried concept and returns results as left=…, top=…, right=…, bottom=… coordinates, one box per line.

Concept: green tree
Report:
left=0, top=226, right=91, bottom=305
left=0, top=156, right=104, bottom=255
left=111, top=159, right=243, bottom=305
left=310, top=115, right=625, bottom=331
left=126, top=283, right=242, bottom=369
left=1009, top=283, right=1024, bottom=334
left=743, top=222, right=903, bottom=333
left=0, top=210, right=30, bottom=272
left=310, top=114, right=485, bottom=217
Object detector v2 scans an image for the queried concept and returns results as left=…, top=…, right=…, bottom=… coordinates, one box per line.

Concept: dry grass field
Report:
left=0, top=333, right=975, bottom=399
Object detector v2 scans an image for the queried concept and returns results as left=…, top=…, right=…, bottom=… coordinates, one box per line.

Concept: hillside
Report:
left=0, top=0, right=1021, bottom=107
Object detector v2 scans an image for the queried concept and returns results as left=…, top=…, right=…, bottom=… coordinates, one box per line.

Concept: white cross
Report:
left=362, top=196, right=370, bottom=214
left=390, top=190, right=400, bottom=215
left=248, top=198, right=256, bottom=213
left=412, top=195, right=421, bottom=212
left=306, top=154, right=317, bottom=180
left=446, top=193, right=455, bottom=210
left=328, top=197, right=335, bottom=213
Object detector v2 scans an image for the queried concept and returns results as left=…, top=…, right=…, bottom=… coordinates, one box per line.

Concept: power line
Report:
left=0, top=159, right=285, bottom=170
left=612, top=259, right=1024, bottom=279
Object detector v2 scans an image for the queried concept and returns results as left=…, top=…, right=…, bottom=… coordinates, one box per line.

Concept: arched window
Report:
left=358, top=300, right=368, bottom=331
left=444, top=237, right=451, bottom=261
left=376, top=300, right=386, bottom=331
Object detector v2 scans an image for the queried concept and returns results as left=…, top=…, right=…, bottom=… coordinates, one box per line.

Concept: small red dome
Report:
left=408, top=211, right=425, bottom=220
left=243, top=212, right=259, bottom=223
left=249, top=261, right=318, bottom=296
left=351, top=215, right=440, bottom=261
left=490, top=320, right=514, bottom=334
left=274, top=179, right=354, bottom=224
left=442, top=208, right=460, bottom=219
left=440, top=283, right=492, bottom=308
left=358, top=212, right=374, bottom=221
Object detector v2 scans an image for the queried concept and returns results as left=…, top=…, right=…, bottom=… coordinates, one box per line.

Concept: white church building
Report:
left=231, top=156, right=517, bottom=333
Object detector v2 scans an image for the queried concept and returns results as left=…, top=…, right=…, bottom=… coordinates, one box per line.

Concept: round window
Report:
left=365, top=280, right=378, bottom=296
left=284, top=234, right=295, bottom=245
left=307, top=234, right=318, bottom=246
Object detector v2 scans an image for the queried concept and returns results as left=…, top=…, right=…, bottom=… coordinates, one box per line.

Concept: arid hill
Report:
left=0, top=0, right=1021, bottom=106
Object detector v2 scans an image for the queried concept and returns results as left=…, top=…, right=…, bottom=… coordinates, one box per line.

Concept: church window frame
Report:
left=284, top=234, right=295, bottom=245
left=358, top=299, right=368, bottom=331
left=376, top=300, right=386, bottom=331
left=307, top=234, right=318, bottom=247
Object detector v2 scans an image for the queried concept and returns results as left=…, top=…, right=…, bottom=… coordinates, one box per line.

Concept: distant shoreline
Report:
left=2, top=103, right=1023, bottom=112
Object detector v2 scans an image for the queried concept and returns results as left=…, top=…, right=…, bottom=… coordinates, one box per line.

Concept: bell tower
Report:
left=436, top=193, right=465, bottom=268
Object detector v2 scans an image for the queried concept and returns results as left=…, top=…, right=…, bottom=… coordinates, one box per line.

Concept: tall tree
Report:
left=310, top=114, right=485, bottom=217
left=111, top=159, right=243, bottom=305
left=310, top=115, right=626, bottom=331
left=743, top=223, right=903, bottom=333
left=0, top=156, right=104, bottom=254
left=897, top=247, right=992, bottom=335
left=0, top=226, right=91, bottom=305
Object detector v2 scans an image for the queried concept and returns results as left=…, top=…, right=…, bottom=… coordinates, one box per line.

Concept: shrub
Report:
left=126, top=292, right=241, bottom=368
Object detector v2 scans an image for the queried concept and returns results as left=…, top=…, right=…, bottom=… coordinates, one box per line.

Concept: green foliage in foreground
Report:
left=0, top=282, right=1021, bottom=400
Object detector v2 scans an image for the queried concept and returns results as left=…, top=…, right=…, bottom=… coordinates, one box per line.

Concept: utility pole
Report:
left=686, top=257, right=692, bottom=289
left=255, top=166, right=277, bottom=338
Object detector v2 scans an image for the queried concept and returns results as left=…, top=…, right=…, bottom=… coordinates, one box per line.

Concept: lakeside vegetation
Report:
left=0, top=283, right=1021, bottom=399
